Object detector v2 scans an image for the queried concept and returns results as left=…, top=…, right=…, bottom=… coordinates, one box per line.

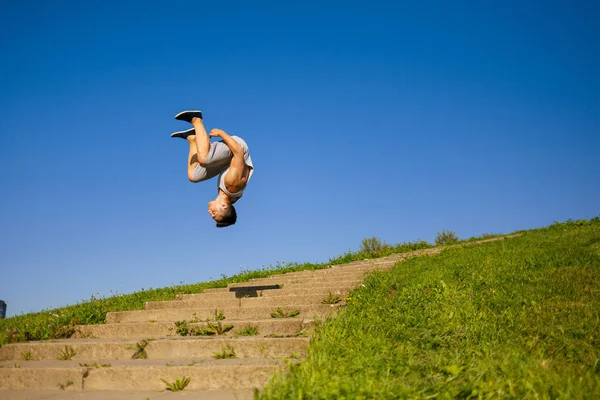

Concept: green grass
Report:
left=0, top=241, right=432, bottom=348
left=258, top=218, right=600, bottom=399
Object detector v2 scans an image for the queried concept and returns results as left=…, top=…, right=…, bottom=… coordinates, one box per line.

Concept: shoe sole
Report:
left=174, top=110, right=203, bottom=122
left=170, top=128, right=195, bottom=139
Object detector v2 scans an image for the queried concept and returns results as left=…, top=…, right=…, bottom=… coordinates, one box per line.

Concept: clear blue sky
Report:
left=1, top=1, right=598, bottom=317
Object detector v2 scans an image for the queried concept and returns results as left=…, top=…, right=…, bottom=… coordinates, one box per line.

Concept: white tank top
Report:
left=217, top=137, right=254, bottom=204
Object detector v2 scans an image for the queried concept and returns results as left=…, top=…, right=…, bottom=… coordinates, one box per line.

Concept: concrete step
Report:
left=0, top=358, right=287, bottom=391
left=196, top=282, right=359, bottom=297
left=227, top=276, right=362, bottom=288
left=250, top=271, right=369, bottom=280
left=106, top=304, right=342, bottom=324
left=146, top=293, right=345, bottom=310
left=260, top=265, right=390, bottom=275
left=0, top=337, right=308, bottom=362
left=177, top=285, right=354, bottom=300
left=74, top=318, right=312, bottom=339
left=262, top=261, right=397, bottom=276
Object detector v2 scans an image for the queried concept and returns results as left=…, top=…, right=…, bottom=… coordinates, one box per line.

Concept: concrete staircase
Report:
left=0, top=250, right=431, bottom=399
left=0, top=238, right=521, bottom=399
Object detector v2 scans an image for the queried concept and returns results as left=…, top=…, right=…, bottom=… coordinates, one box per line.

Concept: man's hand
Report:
left=210, top=128, right=226, bottom=138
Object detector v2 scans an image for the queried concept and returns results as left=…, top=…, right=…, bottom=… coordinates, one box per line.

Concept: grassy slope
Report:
left=259, top=219, right=600, bottom=399
left=0, top=241, right=432, bottom=347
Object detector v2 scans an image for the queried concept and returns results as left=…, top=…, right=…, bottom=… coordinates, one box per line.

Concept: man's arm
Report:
left=209, top=129, right=243, bottom=157
left=209, top=129, right=246, bottom=184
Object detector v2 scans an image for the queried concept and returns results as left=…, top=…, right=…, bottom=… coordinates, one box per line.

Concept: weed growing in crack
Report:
left=57, top=346, right=76, bottom=360
left=271, top=308, right=300, bottom=318
left=174, top=320, right=191, bottom=336
left=175, top=318, right=233, bottom=336
left=259, top=341, right=271, bottom=358
left=161, top=376, right=190, bottom=391
left=321, top=292, right=342, bottom=304
left=236, top=325, right=259, bottom=336
left=205, top=320, right=234, bottom=336
left=129, top=339, right=153, bottom=359
left=213, top=344, right=236, bottom=359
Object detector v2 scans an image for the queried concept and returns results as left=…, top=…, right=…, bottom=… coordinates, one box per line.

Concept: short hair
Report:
left=216, top=205, right=237, bottom=228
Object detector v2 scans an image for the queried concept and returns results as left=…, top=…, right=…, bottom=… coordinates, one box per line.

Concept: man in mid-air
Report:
left=171, top=110, right=254, bottom=227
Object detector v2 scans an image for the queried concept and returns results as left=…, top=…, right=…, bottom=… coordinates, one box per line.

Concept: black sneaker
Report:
left=170, top=128, right=195, bottom=139
left=174, top=110, right=203, bottom=123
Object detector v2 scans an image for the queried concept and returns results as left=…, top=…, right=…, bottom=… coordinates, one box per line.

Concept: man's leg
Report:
left=186, top=135, right=224, bottom=182
left=191, top=117, right=234, bottom=167
left=187, top=136, right=200, bottom=181
left=191, top=117, right=211, bottom=165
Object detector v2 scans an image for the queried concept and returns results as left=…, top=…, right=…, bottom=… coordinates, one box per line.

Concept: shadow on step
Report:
left=230, top=285, right=282, bottom=298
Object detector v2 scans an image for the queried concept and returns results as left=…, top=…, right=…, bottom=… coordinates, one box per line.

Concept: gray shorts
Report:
left=191, top=136, right=250, bottom=182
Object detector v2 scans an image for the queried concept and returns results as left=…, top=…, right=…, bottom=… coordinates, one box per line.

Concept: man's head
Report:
left=208, top=199, right=237, bottom=227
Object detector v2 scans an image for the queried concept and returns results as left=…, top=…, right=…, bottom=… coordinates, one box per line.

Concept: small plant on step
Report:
left=21, top=351, right=35, bottom=361
left=213, top=344, right=236, bottom=359
left=57, top=380, right=74, bottom=390
left=259, top=341, right=270, bottom=357
left=57, top=346, right=76, bottom=360
left=235, top=325, right=259, bottom=336
left=130, top=339, right=153, bottom=359
left=189, top=320, right=234, bottom=336
left=215, top=310, right=226, bottom=321
left=161, top=376, right=190, bottom=392
left=294, top=329, right=309, bottom=337
left=188, top=326, right=215, bottom=336
left=206, top=320, right=234, bottom=335
left=271, top=308, right=300, bottom=318
left=174, top=320, right=189, bottom=336
left=321, top=291, right=342, bottom=304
